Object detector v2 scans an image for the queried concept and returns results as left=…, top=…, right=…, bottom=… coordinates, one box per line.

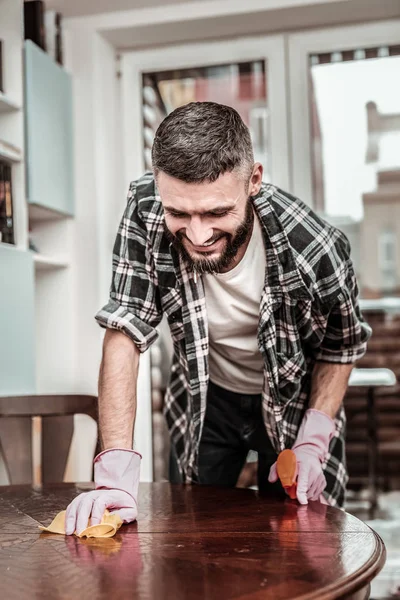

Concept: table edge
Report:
left=295, top=529, right=386, bottom=600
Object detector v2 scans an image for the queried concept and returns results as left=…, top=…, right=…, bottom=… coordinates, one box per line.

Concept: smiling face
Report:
left=157, top=164, right=263, bottom=274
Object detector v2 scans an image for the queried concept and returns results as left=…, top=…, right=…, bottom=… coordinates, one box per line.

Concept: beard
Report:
left=165, top=198, right=254, bottom=274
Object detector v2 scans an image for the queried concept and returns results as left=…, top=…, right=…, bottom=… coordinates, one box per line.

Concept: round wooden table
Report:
left=0, top=482, right=385, bottom=600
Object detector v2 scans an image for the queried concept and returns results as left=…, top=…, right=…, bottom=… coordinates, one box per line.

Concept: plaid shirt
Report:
left=96, top=172, right=371, bottom=507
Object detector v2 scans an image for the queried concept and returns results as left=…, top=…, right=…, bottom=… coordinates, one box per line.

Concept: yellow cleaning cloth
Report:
left=39, top=509, right=123, bottom=538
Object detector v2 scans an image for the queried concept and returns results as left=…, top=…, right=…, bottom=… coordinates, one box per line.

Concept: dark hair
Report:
left=151, top=101, right=254, bottom=183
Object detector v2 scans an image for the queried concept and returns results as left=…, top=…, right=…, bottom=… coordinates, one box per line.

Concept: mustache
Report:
left=176, top=231, right=227, bottom=246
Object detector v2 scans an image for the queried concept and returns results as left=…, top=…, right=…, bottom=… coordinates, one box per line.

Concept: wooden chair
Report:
left=0, top=395, right=99, bottom=484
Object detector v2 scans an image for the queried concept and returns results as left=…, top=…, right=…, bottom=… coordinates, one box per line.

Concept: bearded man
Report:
left=65, top=102, right=371, bottom=535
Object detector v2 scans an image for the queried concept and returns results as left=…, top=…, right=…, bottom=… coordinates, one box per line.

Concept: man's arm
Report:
left=309, top=361, right=354, bottom=419
left=268, top=363, right=353, bottom=504
left=65, top=181, right=162, bottom=534
left=65, top=329, right=142, bottom=534
left=98, top=329, right=140, bottom=449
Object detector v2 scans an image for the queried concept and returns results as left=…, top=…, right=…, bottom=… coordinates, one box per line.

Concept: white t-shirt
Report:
left=203, top=214, right=266, bottom=394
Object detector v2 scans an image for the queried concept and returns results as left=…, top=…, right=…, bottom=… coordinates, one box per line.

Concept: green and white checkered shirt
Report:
left=96, top=172, right=371, bottom=507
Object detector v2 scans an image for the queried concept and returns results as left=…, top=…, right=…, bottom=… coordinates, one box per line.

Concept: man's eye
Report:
left=169, top=212, right=186, bottom=218
left=209, top=211, right=229, bottom=218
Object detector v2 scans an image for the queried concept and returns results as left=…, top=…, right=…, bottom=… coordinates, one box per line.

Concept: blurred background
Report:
left=0, top=0, right=400, bottom=595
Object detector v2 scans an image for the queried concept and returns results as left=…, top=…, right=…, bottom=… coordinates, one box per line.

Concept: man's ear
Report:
left=248, top=163, right=263, bottom=196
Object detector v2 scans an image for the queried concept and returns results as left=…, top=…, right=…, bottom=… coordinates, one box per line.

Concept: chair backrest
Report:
left=0, top=395, right=98, bottom=484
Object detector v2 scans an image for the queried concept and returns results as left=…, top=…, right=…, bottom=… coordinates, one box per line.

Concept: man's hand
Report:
left=268, top=409, right=335, bottom=504
left=65, top=448, right=141, bottom=535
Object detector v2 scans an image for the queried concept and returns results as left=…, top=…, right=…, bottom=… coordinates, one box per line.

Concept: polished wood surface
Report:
left=0, top=395, right=98, bottom=483
left=0, top=483, right=385, bottom=600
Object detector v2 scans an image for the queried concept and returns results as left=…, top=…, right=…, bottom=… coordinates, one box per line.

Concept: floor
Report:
left=346, top=491, right=400, bottom=599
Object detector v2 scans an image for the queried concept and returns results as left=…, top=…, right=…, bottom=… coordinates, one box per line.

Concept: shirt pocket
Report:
left=276, top=351, right=307, bottom=403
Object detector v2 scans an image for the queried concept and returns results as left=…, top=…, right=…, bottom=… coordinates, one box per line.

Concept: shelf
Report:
left=0, top=140, right=22, bottom=163
left=33, top=253, right=69, bottom=271
left=28, top=203, right=72, bottom=222
left=0, top=91, right=21, bottom=113
left=0, top=241, right=16, bottom=250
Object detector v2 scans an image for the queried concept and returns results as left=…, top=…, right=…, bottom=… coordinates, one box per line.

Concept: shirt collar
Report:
left=252, top=188, right=312, bottom=300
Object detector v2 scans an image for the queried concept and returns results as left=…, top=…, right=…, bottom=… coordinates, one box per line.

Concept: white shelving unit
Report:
left=0, top=0, right=28, bottom=485
left=0, top=0, right=75, bottom=394
left=0, top=0, right=26, bottom=252
left=0, top=0, right=78, bottom=485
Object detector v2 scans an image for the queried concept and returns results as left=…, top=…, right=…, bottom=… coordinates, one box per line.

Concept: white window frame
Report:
left=120, top=35, right=289, bottom=480
left=120, top=34, right=290, bottom=190
left=288, top=19, right=400, bottom=208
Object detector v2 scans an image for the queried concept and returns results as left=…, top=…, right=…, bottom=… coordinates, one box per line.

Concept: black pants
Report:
left=170, top=380, right=286, bottom=498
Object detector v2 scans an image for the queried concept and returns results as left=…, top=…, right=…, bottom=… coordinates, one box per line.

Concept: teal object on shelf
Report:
left=0, top=246, right=35, bottom=394
left=24, top=40, right=74, bottom=216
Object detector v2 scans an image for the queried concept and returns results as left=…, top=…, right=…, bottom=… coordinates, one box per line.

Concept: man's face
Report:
left=157, top=170, right=257, bottom=274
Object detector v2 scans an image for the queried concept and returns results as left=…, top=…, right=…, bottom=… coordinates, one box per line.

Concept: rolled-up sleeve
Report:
left=314, top=265, right=372, bottom=363
left=95, top=183, right=163, bottom=353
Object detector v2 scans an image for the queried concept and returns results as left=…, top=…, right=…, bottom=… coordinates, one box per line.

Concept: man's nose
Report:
left=185, top=217, right=213, bottom=247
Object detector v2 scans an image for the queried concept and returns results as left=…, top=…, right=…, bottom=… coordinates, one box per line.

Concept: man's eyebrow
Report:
left=163, top=205, right=235, bottom=215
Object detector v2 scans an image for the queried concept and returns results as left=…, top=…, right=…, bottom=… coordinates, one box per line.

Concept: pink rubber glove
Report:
left=268, top=409, right=335, bottom=505
left=65, top=448, right=141, bottom=535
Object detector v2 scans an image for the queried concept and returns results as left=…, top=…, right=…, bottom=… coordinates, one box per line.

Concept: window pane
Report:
left=141, top=60, right=270, bottom=180
left=309, top=46, right=400, bottom=298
